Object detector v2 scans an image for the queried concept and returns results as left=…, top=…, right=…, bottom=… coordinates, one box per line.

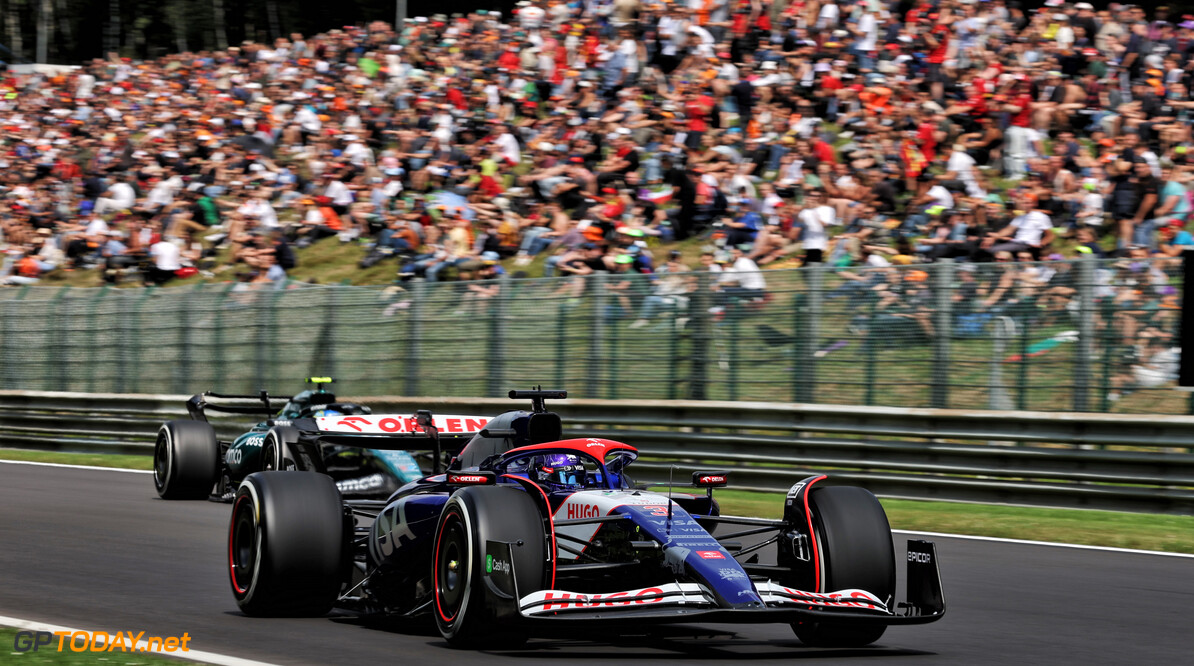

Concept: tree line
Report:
left=1, top=0, right=512, bottom=65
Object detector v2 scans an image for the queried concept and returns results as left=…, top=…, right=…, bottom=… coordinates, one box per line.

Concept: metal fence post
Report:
left=865, top=296, right=878, bottom=406
left=790, top=289, right=805, bottom=402
left=728, top=302, right=740, bottom=401
left=254, top=291, right=267, bottom=392
left=2, top=285, right=31, bottom=389
left=668, top=320, right=681, bottom=400
left=267, top=286, right=286, bottom=390
left=177, top=281, right=203, bottom=395
left=320, top=285, right=339, bottom=382
left=989, top=316, right=1015, bottom=410
left=487, top=273, right=509, bottom=397
left=689, top=272, right=711, bottom=400
left=50, top=287, right=70, bottom=391
left=809, top=263, right=825, bottom=401
left=931, top=259, right=954, bottom=408
left=794, top=264, right=824, bottom=403
left=87, top=286, right=110, bottom=393
left=554, top=300, right=567, bottom=390
left=120, top=287, right=155, bottom=394
left=213, top=283, right=235, bottom=392
left=405, top=280, right=425, bottom=396
left=590, top=273, right=608, bottom=400
left=1017, top=303, right=1030, bottom=411
left=1074, top=256, right=1096, bottom=411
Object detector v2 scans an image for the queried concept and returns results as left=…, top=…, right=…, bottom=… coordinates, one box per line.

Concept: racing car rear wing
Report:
left=186, top=391, right=292, bottom=421
left=293, top=412, right=492, bottom=473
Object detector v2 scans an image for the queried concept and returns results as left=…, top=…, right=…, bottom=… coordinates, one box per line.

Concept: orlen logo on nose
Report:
left=696, top=550, right=725, bottom=560
left=447, top=473, right=494, bottom=485
left=908, top=551, right=933, bottom=563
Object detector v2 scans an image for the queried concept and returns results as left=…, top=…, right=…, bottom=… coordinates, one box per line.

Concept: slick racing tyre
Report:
left=154, top=420, right=218, bottom=499
left=433, top=485, right=547, bottom=649
left=261, top=426, right=302, bottom=472
left=792, top=486, right=895, bottom=648
left=229, top=472, right=346, bottom=616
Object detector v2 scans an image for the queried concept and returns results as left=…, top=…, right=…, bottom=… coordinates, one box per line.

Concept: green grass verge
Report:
left=0, top=449, right=152, bottom=470
left=0, top=628, right=200, bottom=665
left=713, top=489, right=1194, bottom=555
left=4, top=448, right=1191, bottom=555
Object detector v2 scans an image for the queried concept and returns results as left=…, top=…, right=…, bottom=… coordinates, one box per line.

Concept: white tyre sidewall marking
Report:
left=156, top=425, right=172, bottom=492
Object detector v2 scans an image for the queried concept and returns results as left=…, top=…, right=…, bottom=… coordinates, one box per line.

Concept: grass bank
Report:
left=713, top=488, right=1194, bottom=555
left=0, top=627, right=200, bottom=665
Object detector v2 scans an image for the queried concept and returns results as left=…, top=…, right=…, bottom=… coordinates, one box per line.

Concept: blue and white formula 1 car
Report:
left=226, top=390, right=945, bottom=649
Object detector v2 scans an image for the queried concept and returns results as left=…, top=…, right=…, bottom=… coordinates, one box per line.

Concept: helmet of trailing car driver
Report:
left=312, top=409, right=343, bottom=418
left=533, top=453, right=585, bottom=490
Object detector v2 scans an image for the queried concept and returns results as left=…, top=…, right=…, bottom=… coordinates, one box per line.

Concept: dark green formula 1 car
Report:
left=152, top=378, right=490, bottom=501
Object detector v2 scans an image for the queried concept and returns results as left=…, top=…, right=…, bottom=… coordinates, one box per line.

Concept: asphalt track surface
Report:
left=2, top=463, right=1191, bottom=665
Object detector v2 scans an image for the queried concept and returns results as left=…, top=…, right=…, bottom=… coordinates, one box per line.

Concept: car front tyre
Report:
left=791, top=485, right=895, bottom=648
left=229, top=471, right=345, bottom=616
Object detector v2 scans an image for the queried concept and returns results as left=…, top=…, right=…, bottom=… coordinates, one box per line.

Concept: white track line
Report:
left=5, top=460, right=1190, bottom=559
left=892, top=529, right=1194, bottom=559
left=0, top=614, right=278, bottom=666
left=715, top=514, right=1193, bottom=559
left=0, top=459, right=150, bottom=473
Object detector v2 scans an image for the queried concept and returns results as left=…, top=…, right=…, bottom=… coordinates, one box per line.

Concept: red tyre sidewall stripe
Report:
left=229, top=494, right=249, bottom=595
left=803, top=475, right=828, bottom=593
left=434, top=508, right=462, bottom=624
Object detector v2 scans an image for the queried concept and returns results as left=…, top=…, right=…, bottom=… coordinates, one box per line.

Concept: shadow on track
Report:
left=320, top=614, right=935, bottom=659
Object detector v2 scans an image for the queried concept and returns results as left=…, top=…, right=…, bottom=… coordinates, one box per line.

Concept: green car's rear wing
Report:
left=290, top=411, right=492, bottom=474
left=186, top=391, right=293, bottom=422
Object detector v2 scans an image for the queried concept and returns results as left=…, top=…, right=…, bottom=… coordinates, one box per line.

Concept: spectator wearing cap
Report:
left=719, top=201, right=761, bottom=248
left=711, top=244, right=766, bottom=313
left=983, top=191, right=1055, bottom=259
left=32, top=228, right=64, bottom=275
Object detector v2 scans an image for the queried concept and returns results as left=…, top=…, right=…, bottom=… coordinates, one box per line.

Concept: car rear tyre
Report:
left=229, top=471, right=346, bottom=616
left=792, top=485, right=895, bottom=648
left=433, top=485, right=547, bottom=649
left=153, top=420, right=218, bottom=499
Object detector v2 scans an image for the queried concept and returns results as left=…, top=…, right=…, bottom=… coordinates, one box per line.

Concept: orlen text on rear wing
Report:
left=294, top=413, right=491, bottom=473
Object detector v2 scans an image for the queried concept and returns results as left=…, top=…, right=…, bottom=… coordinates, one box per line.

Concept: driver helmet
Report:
left=533, top=453, right=585, bottom=489
left=312, top=408, right=343, bottom=418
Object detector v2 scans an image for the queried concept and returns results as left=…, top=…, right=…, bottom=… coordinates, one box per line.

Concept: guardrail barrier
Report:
left=1, top=392, right=1190, bottom=514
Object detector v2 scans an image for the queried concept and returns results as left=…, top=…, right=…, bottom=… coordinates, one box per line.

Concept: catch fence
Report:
left=0, top=256, right=1186, bottom=414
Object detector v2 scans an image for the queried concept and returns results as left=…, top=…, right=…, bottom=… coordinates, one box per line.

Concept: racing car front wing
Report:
left=514, top=539, right=945, bottom=626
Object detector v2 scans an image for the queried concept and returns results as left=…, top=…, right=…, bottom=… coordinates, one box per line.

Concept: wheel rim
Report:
left=153, top=431, right=170, bottom=491
left=262, top=441, right=277, bottom=471
left=435, top=513, right=467, bottom=623
left=229, top=495, right=257, bottom=595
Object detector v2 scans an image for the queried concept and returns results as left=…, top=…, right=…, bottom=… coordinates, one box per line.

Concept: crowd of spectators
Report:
left=0, top=0, right=1187, bottom=401
left=0, top=1, right=1191, bottom=298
